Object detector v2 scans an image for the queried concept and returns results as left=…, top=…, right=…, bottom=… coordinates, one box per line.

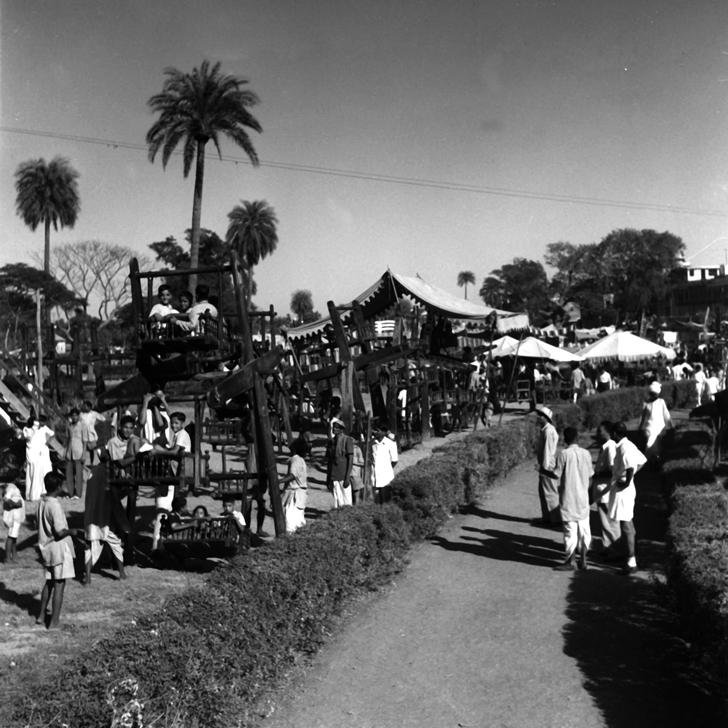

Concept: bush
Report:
left=662, top=424, right=728, bottom=707
left=13, top=417, right=542, bottom=728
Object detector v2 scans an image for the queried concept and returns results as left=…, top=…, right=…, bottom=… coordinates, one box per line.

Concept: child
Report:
left=64, top=408, right=85, bottom=499
left=482, top=400, right=494, bottom=428
left=372, top=423, right=399, bottom=504
left=80, top=400, right=106, bottom=464
left=151, top=412, right=191, bottom=550
left=283, top=438, right=308, bottom=534
left=2, top=481, right=24, bottom=562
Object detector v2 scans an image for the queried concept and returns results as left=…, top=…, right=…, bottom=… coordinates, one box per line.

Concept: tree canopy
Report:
left=14, top=156, right=80, bottom=276
left=148, top=229, right=246, bottom=313
left=226, top=200, right=278, bottom=300
left=457, top=270, right=475, bottom=299
left=42, top=240, right=142, bottom=320
left=290, top=289, right=319, bottom=324
left=479, top=258, right=550, bottom=320
left=146, top=60, right=262, bottom=291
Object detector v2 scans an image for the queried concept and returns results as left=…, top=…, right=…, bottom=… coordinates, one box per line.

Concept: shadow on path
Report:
left=432, top=528, right=562, bottom=568
left=563, top=467, right=725, bottom=727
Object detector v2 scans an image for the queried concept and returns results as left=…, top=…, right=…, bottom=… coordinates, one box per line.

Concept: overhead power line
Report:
left=2, top=125, right=726, bottom=218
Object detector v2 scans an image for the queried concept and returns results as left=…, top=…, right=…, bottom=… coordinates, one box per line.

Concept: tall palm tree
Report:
left=14, top=157, right=80, bottom=276
left=146, top=60, right=262, bottom=292
left=226, top=200, right=278, bottom=301
left=457, top=270, right=476, bottom=300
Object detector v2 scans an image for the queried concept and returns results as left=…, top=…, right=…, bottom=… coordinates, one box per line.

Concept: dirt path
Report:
left=262, top=447, right=719, bottom=728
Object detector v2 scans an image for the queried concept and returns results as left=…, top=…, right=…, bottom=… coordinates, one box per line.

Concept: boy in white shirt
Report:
left=148, top=284, right=178, bottom=322
left=372, top=423, right=399, bottom=504
left=151, top=411, right=191, bottom=550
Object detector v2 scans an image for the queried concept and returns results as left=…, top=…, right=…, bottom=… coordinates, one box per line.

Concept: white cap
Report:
left=649, top=381, right=662, bottom=394
left=535, top=405, right=553, bottom=422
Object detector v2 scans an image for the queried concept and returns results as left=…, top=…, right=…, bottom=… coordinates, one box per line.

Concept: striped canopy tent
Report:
left=284, top=270, right=529, bottom=343
left=578, top=330, right=676, bottom=363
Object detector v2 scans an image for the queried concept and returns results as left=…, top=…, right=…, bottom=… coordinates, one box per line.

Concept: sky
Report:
left=2, top=0, right=728, bottom=318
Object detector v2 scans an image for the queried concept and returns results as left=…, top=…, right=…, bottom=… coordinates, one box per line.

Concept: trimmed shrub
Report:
left=662, top=421, right=728, bottom=708
left=12, top=417, right=542, bottom=728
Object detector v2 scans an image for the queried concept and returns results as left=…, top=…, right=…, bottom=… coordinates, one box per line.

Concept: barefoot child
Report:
left=2, top=481, right=24, bottom=562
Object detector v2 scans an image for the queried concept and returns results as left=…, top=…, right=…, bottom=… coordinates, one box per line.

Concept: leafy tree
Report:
left=146, top=60, right=262, bottom=292
left=0, top=264, right=80, bottom=349
left=457, top=270, right=476, bottom=300
left=225, top=200, right=278, bottom=301
left=290, top=289, right=320, bottom=324
left=148, top=229, right=247, bottom=314
left=14, top=156, right=80, bottom=276
left=595, top=228, right=684, bottom=323
left=479, top=258, right=550, bottom=322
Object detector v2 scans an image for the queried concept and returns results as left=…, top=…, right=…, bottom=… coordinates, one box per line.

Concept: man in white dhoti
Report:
left=83, top=457, right=129, bottom=584
left=553, top=427, right=593, bottom=571
left=610, top=422, right=647, bottom=575
left=535, top=406, right=560, bottom=525
left=638, top=381, right=671, bottom=463
left=23, top=416, right=54, bottom=502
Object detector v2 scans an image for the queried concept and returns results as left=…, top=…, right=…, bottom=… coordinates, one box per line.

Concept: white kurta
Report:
left=642, top=398, right=671, bottom=449
left=24, top=425, right=54, bottom=501
left=609, top=437, right=647, bottom=521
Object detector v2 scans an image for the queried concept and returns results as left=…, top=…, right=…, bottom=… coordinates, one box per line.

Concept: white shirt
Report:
left=148, top=302, right=178, bottom=320
left=172, top=428, right=191, bottom=453
left=372, top=435, right=398, bottom=489
left=188, top=301, right=219, bottom=329
left=80, top=410, right=105, bottom=442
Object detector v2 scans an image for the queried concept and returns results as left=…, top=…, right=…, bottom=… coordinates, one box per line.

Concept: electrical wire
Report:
left=2, top=124, right=726, bottom=218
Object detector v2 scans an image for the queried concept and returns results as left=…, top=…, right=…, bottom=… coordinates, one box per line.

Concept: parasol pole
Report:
left=499, top=329, right=526, bottom=426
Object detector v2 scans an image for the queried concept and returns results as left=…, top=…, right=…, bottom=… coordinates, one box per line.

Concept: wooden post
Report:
left=193, top=397, right=203, bottom=492
left=419, top=357, right=431, bottom=440
left=253, top=371, right=285, bottom=536
left=35, top=290, right=44, bottom=415
left=269, top=304, right=275, bottom=348
left=230, top=251, right=284, bottom=536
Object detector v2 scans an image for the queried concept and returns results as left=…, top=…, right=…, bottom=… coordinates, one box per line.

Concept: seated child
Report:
left=148, top=284, right=178, bottom=323
left=2, top=481, right=24, bottom=562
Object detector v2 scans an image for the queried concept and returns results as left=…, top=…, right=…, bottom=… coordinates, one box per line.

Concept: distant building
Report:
left=670, top=264, right=728, bottom=320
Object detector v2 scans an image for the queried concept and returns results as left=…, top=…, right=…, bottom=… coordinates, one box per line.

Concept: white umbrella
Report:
left=488, top=335, right=520, bottom=357
left=578, top=330, right=676, bottom=363
left=514, top=336, right=584, bottom=362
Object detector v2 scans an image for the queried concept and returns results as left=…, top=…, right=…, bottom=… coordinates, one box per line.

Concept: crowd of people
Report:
left=534, top=378, right=676, bottom=574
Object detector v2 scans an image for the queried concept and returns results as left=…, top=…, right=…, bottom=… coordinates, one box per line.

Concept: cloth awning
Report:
left=285, top=270, right=529, bottom=342
left=578, top=331, right=677, bottom=363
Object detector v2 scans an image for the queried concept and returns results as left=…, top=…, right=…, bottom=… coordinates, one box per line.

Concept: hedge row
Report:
left=662, top=427, right=728, bottom=705
left=573, top=379, right=695, bottom=429
left=12, top=417, right=542, bottom=728
left=12, top=383, right=698, bottom=727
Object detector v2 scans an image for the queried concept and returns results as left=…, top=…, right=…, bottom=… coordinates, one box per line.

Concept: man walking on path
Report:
left=610, top=422, right=647, bottom=575
left=553, top=427, right=593, bottom=570
left=535, top=406, right=560, bottom=525
left=593, top=420, right=620, bottom=556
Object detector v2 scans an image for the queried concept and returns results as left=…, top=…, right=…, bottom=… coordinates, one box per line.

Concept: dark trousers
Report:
left=65, top=459, right=85, bottom=498
left=375, top=485, right=392, bottom=505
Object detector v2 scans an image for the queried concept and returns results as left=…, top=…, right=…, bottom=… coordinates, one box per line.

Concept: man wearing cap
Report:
left=327, top=418, right=354, bottom=508
left=536, top=406, right=560, bottom=525
left=638, top=381, right=672, bottom=463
